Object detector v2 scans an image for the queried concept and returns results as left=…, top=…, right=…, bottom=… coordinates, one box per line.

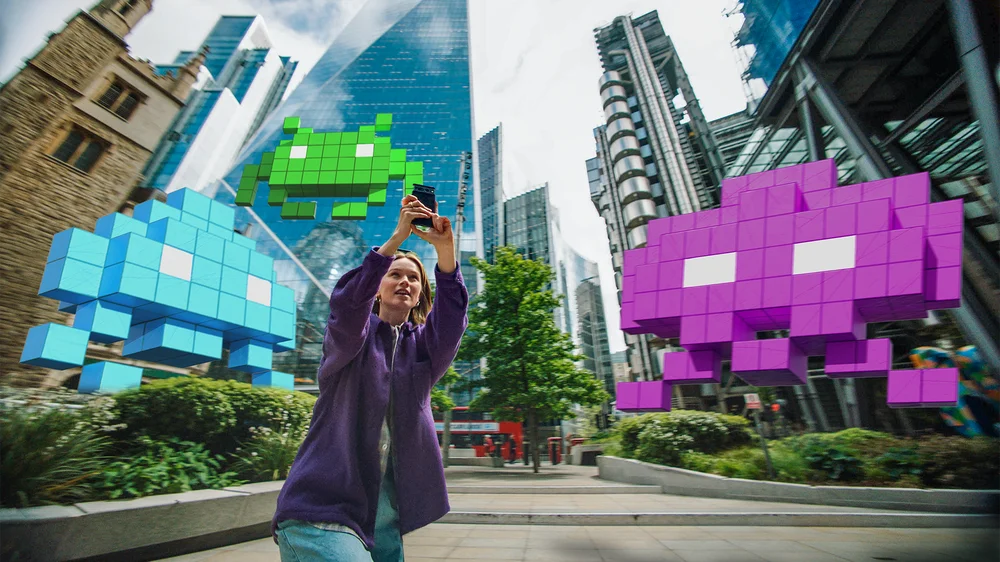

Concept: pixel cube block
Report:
left=237, top=114, right=425, bottom=220
left=252, top=371, right=295, bottom=391
left=887, top=368, right=960, bottom=408
left=78, top=361, right=144, bottom=394
left=617, top=162, right=964, bottom=411
left=21, top=188, right=299, bottom=392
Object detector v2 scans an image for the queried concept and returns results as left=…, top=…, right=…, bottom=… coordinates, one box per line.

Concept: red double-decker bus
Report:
left=433, top=406, right=523, bottom=459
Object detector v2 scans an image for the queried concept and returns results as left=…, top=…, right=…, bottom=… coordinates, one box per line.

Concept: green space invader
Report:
left=237, top=114, right=424, bottom=220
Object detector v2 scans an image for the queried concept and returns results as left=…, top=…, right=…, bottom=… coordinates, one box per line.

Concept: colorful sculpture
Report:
left=910, top=346, right=999, bottom=437
left=617, top=159, right=964, bottom=411
left=236, top=114, right=424, bottom=220
left=20, top=188, right=298, bottom=392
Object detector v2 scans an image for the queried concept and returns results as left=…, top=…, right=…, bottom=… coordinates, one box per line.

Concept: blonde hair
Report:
left=372, top=251, right=433, bottom=325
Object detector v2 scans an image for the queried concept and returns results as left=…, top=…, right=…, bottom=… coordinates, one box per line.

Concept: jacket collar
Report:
left=371, top=312, right=417, bottom=334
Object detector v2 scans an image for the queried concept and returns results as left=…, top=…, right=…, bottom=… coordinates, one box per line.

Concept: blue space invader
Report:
left=20, top=188, right=298, bottom=393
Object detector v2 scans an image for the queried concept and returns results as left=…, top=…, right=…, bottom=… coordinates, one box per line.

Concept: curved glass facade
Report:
left=208, top=0, right=477, bottom=385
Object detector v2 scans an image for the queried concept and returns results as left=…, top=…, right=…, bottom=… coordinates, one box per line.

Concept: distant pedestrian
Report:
left=484, top=434, right=494, bottom=457
left=508, top=440, right=518, bottom=464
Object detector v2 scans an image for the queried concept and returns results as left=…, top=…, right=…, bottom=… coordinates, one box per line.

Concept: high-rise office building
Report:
left=566, top=248, right=613, bottom=397
left=503, top=184, right=558, bottom=264
left=588, top=11, right=735, bottom=384
left=202, top=0, right=476, bottom=385
left=142, top=16, right=298, bottom=195
left=478, top=125, right=503, bottom=263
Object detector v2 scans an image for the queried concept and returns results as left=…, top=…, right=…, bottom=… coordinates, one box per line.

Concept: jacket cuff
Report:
left=368, top=247, right=396, bottom=266
left=434, top=262, right=463, bottom=284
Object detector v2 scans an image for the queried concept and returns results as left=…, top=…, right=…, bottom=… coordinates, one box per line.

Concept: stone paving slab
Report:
left=157, top=524, right=999, bottom=562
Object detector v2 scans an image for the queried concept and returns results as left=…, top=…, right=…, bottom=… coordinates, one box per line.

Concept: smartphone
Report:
left=411, top=184, right=436, bottom=229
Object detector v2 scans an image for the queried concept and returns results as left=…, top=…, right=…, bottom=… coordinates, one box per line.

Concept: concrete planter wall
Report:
left=0, top=481, right=284, bottom=562
left=598, top=456, right=1000, bottom=514
left=570, top=444, right=605, bottom=466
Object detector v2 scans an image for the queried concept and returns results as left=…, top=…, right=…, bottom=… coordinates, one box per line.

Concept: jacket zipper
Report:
left=388, top=325, right=402, bottom=516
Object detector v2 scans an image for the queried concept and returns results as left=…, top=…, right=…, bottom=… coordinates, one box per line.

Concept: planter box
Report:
left=0, top=481, right=284, bottom=562
left=598, top=456, right=1000, bottom=514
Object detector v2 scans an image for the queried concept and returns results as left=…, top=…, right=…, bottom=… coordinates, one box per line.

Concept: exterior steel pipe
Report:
left=617, top=175, right=653, bottom=206
left=604, top=100, right=631, bottom=123
left=626, top=226, right=648, bottom=248
left=601, top=84, right=628, bottom=108
left=609, top=135, right=641, bottom=162
left=622, top=198, right=656, bottom=229
left=947, top=0, right=1000, bottom=221
left=614, top=155, right=646, bottom=182
left=598, top=71, right=624, bottom=92
left=606, top=117, right=636, bottom=143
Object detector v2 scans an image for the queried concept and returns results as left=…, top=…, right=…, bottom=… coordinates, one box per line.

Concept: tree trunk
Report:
left=528, top=407, right=541, bottom=473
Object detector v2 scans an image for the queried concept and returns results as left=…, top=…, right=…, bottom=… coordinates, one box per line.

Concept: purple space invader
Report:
left=617, top=160, right=964, bottom=412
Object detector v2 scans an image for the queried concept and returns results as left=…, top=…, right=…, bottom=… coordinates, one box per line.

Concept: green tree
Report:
left=461, top=246, right=608, bottom=473
left=431, top=366, right=462, bottom=413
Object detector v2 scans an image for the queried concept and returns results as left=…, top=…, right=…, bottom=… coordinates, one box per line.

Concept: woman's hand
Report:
left=412, top=206, right=457, bottom=273
left=411, top=213, right=453, bottom=249
left=379, top=196, right=433, bottom=257
left=396, top=195, right=433, bottom=236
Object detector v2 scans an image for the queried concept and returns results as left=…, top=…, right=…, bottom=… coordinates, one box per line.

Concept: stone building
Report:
left=0, top=0, right=200, bottom=386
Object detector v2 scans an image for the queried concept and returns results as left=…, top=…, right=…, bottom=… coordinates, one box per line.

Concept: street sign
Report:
left=744, top=393, right=762, bottom=410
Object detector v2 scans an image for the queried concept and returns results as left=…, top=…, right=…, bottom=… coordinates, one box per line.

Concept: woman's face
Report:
left=378, top=258, right=422, bottom=312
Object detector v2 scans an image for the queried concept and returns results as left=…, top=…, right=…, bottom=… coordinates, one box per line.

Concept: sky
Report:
left=1, top=0, right=748, bottom=352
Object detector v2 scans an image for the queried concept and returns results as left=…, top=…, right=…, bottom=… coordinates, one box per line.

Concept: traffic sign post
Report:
left=745, top=393, right=775, bottom=479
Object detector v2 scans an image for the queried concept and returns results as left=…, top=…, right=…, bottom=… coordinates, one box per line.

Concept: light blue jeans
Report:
left=277, top=465, right=404, bottom=562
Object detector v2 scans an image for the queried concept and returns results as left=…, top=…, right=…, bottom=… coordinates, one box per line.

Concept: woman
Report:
left=273, top=195, right=469, bottom=561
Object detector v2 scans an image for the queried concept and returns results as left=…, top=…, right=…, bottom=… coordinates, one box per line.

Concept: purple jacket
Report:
left=272, top=248, right=468, bottom=549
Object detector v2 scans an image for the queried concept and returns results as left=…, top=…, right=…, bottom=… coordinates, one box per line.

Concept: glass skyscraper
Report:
left=477, top=125, right=503, bottom=263
left=143, top=16, right=298, bottom=194
left=207, top=0, right=477, bottom=385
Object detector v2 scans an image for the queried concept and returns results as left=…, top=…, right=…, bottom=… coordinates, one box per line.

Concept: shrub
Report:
left=212, top=381, right=315, bottom=454
left=916, top=436, right=1000, bottom=489
left=614, top=414, right=651, bottom=457
left=685, top=444, right=808, bottom=483
left=94, top=437, right=244, bottom=499
left=872, top=447, right=923, bottom=481
left=230, top=421, right=307, bottom=482
left=112, top=378, right=238, bottom=448
left=112, top=377, right=316, bottom=454
left=634, top=417, right=694, bottom=465
left=1, top=404, right=110, bottom=507
left=801, top=437, right=864, bottom=481
left=613, top=410, right=752, bottom=460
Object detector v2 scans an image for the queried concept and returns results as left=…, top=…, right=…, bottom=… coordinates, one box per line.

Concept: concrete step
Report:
left=448, top=485, right=662, bottom=494
left=440, top=511, right=997, bottom=528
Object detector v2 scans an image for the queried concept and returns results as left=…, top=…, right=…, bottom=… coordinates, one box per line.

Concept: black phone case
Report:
left=412, top=184, right=435, bottom=228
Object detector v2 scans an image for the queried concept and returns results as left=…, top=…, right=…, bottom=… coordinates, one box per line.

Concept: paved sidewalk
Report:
left=160, top=524, right=998, bottom=561
left=157, top=465, right=999, bottom=561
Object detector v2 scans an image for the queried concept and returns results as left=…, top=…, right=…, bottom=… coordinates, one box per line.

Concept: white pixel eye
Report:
left=247, top=275, right=272, bottom=306
left=290, top=146, right=307, bottom=159
left=683, top=253, right=736, bottom=287
left=793, top=235, right=856, bottom=275
left=159, top=245, right=193, bottom=281
left=355, top=144, right=375, bottom=158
